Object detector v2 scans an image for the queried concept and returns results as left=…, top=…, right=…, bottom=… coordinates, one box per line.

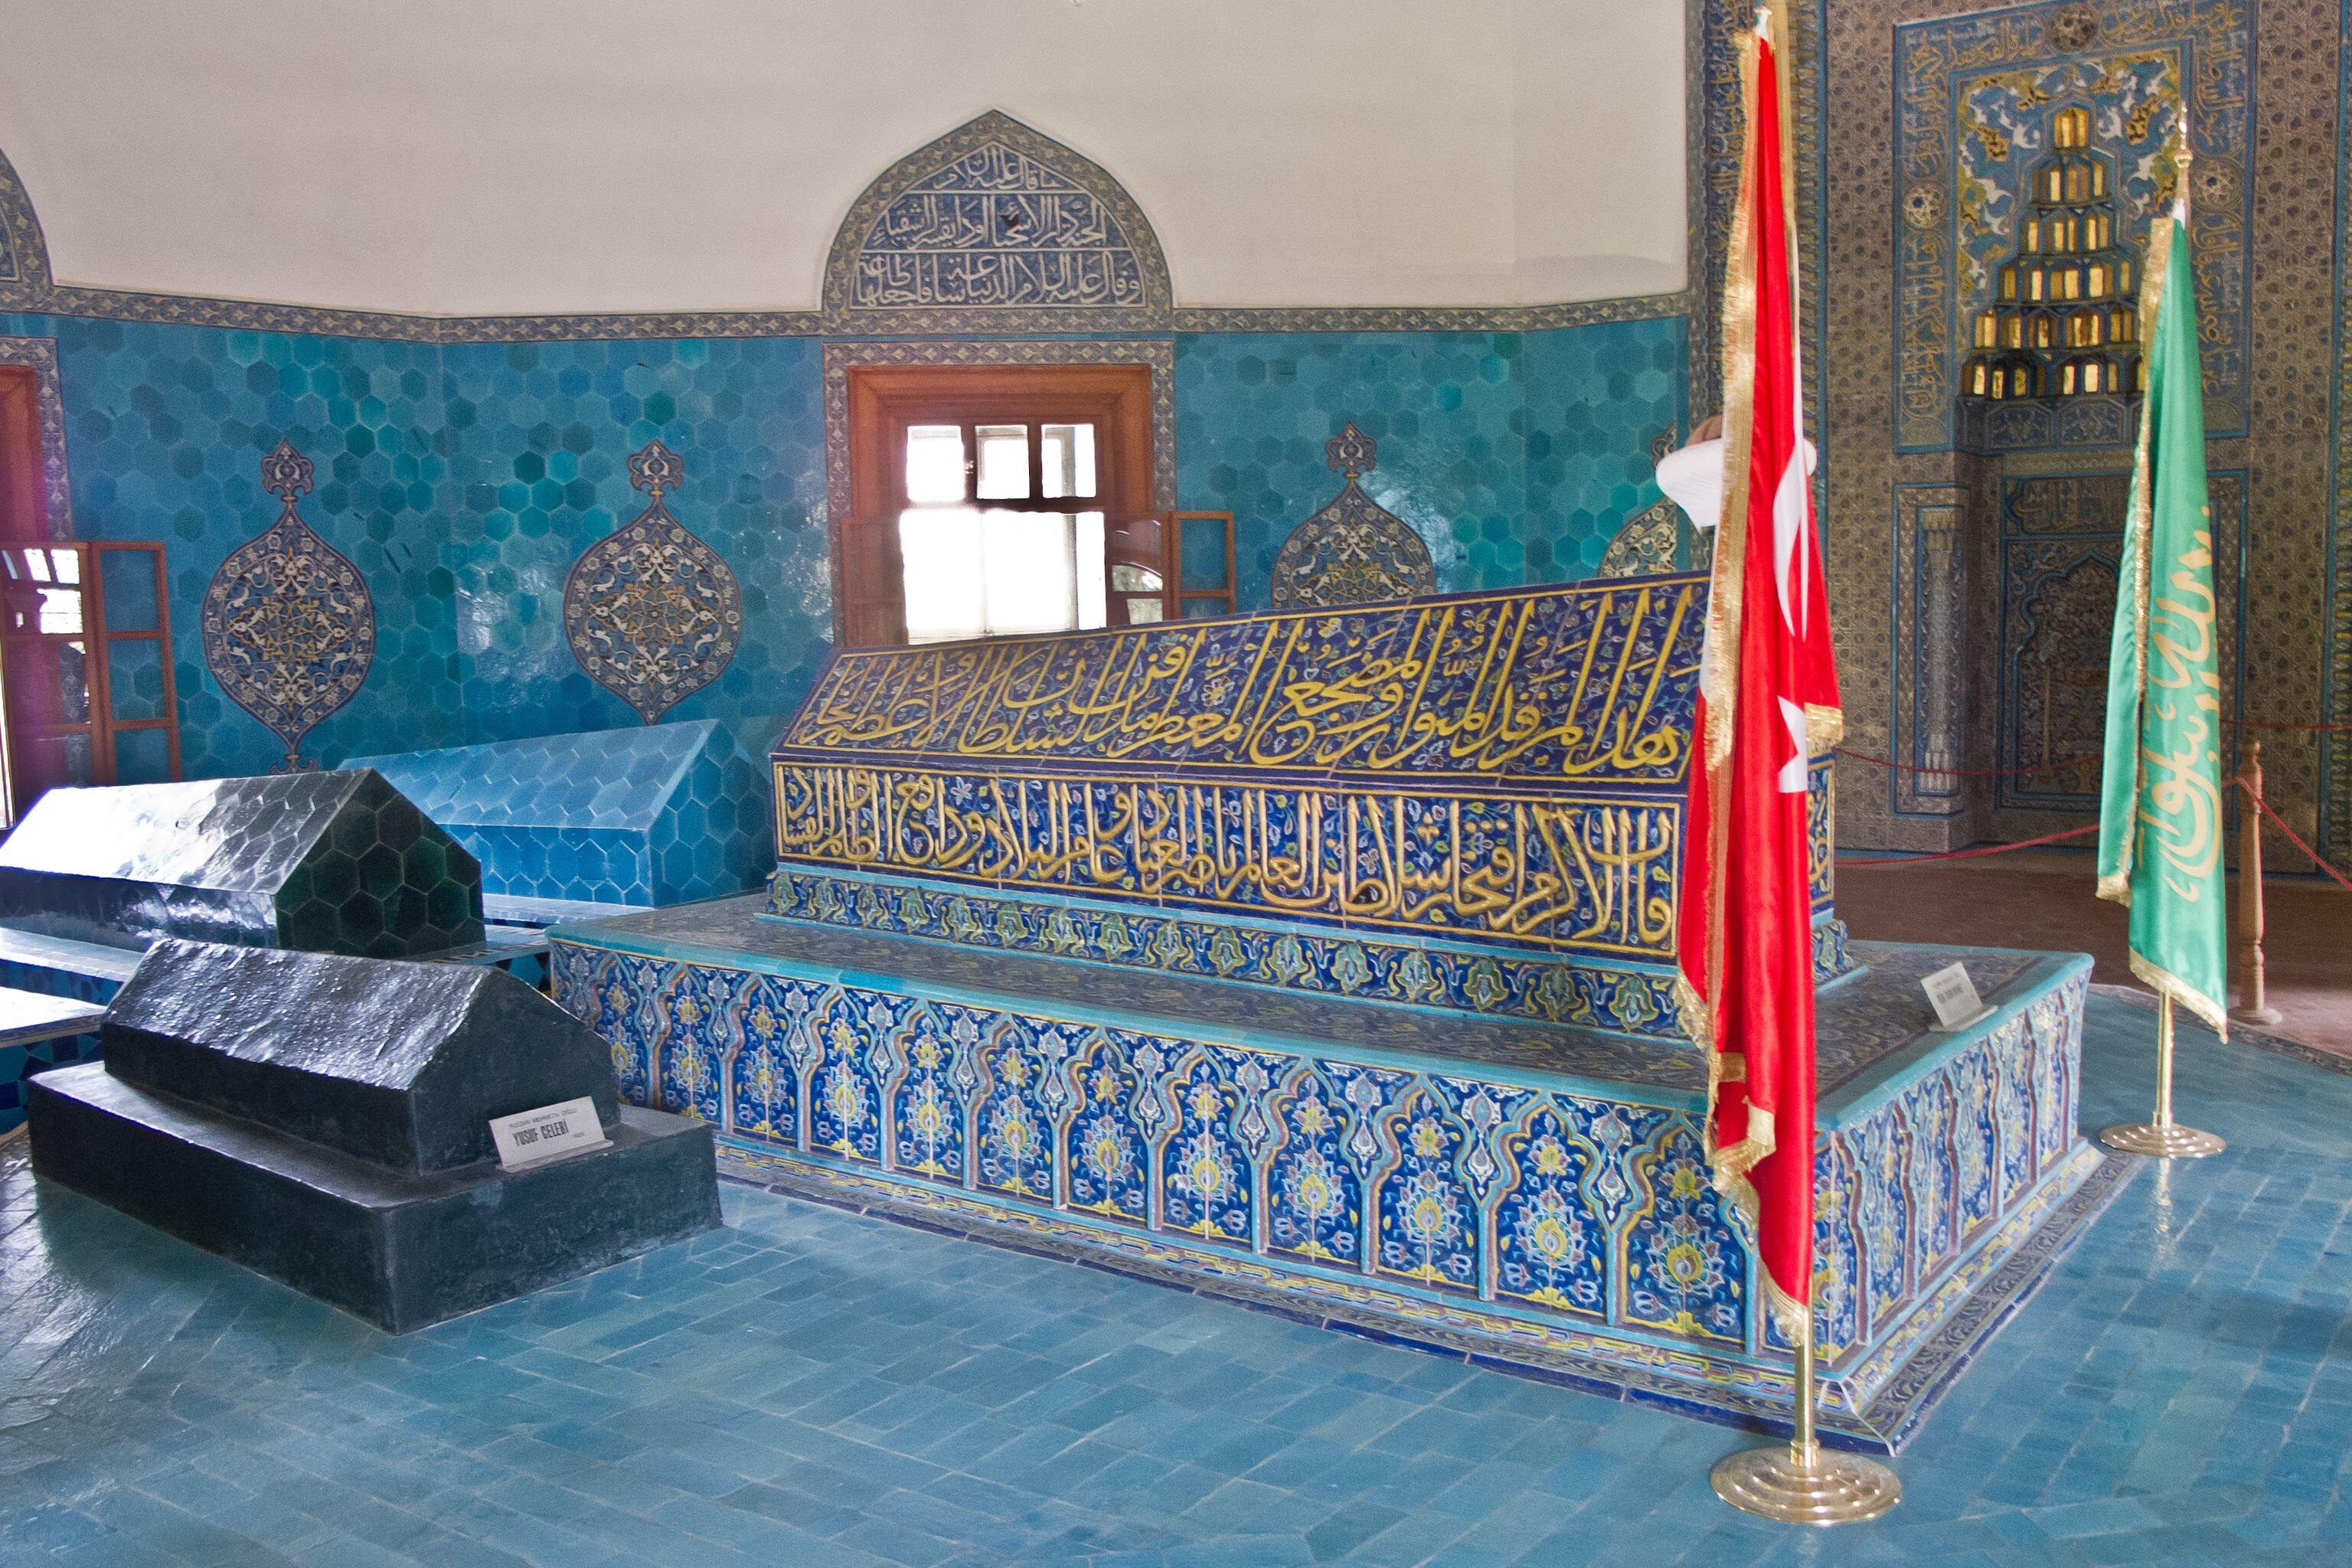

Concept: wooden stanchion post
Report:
left=2232, top=740, right=2282, bottom=1027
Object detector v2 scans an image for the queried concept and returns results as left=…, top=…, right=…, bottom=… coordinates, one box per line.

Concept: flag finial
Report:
left=2175, top=95, right=2193, bottom=221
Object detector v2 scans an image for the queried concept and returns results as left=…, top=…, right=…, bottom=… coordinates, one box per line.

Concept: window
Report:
left=895, top=420, right=1109, bottom=642
left=839, top=364, right=1160, bottom=647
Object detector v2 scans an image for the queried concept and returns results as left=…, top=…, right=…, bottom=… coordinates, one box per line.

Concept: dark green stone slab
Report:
left=27, top=1062, right=719, bottom=1334
left=103, top=939, right=619, bottom=1174
left=0, top=770, right=483, bottom=958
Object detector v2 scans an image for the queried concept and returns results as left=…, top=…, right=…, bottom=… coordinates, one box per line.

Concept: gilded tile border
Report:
left=0, top=336, right=73, bottom=539
left=763, top=864, right=1696, bottom=1038
left=763, top=865, right=1851, bottom=1034
left=2331, top=0, right=2352, bottom=859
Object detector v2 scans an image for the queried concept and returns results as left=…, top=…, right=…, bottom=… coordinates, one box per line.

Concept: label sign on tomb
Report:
left=1922, top=961, right=1995, bottom=1031
left=491, top=1097, right=611, bottom=1171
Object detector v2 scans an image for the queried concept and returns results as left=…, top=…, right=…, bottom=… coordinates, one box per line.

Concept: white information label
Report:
left=491, top=1097, right=611, bottom=1171
left=1921, top=961, right=1995, bottom=1032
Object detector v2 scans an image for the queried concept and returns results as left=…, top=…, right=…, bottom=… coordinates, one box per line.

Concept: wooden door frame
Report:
left=0, top=366, right=44, bottom=544
left=0, top=539, right=183, bottom=822
left=836, top=363, right=1155, bottom=646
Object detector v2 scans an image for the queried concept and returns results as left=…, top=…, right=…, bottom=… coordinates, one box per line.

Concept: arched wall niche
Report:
left=0, top=145, right=54, bottom=303
left=821, top=110, right=1174, bottom=336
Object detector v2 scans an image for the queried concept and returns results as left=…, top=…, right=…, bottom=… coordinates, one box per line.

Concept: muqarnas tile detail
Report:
left=1892, top=0, right=2252, bottom=450
left=562, top=439, right=743, bottom=723
left=200, top=441, right=375, bottom=772
left=1269, top=423, right=1438, bottom=609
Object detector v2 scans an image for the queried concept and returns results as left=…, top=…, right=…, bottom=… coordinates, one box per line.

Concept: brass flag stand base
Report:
left=2099, top=995, right=2225, bottom=1158
left=2098, top=1121, right=2226, bottom=1158
left=1710, top=1443, right=1902, bottom=1524
left=1712, top=1316, right=1900, bottom=1524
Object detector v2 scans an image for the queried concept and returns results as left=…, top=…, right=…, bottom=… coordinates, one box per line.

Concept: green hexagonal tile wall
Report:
left=5, top=310, right=1687, bottom=791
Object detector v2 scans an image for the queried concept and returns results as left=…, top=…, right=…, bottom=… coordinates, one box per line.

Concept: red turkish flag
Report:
left=1674, top=21, right=1842, bottom=1331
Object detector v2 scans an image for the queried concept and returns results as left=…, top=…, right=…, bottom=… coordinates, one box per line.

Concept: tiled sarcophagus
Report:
left=766, top=576, right=1840, bottom=1039
left=345, top=719, right=769, bottom=917
left=551, top=575, right=2108, bottom=1449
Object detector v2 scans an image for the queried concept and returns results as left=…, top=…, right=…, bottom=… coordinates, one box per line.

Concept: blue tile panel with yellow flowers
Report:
left=344, top=719, right=769, bottom=909
left=765, top=867, right=1847, bottom=1040
left=550, top=904, right=2102, bottom=1449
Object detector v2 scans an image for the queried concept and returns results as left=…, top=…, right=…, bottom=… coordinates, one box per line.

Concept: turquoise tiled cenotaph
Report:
left=345, top=720, right=769, bottom=917
left=549, top=573, right=2121, bottom=1450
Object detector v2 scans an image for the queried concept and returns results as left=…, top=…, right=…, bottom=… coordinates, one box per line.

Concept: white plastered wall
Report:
left=0, top=0, right=1686, bottom=316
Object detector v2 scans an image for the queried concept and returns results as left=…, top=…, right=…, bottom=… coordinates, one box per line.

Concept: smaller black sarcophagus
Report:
left=0, top=770, right=484, bottom=957
left=29, top=939, right=718, bottom=1332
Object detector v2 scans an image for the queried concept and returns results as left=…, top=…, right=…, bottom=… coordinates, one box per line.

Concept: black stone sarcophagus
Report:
left=28, top=939, right=718, bottom=1332
left=0, top=770, right=484, bottom=957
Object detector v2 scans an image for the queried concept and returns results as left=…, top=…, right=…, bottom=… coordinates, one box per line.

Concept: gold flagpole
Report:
left=1704, top=14, right=1900, bottom=1521
left=2095, top=97, right=2223, bottom=1163
left=2100, top=995, right=2225, bottom=1156
left=1711, top=1292, right=1900, bottom=1523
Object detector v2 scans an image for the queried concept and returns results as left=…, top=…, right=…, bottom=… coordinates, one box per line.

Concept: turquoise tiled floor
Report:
left=4, top=989, right=2349, bottom=1566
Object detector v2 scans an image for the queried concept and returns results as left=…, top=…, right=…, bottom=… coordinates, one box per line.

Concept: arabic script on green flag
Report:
left=2096, top=212, right=2228, bottom=1035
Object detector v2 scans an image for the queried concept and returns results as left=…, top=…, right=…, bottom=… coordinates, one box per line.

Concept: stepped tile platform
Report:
left=544, top=575, right=2115, bottom=1447
left=346, top=720, right=770, bottom=911
left=550, top=896, right=2114, bottom=1449
left=0, top=929, right=135, bottom=1128
left=9, top=994, right=2340, bottom=1568
left=30, top=1067, right=717, bottom=1335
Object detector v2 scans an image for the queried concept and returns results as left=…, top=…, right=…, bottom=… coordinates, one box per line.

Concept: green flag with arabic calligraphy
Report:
left=2096, top=212, right=2227, bottom=1035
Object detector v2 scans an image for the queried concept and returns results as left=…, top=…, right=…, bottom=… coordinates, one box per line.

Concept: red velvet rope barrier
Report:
left=1831, top=780, right=2352, bottom=888
left=1837, top=722, right=2352, bottom=780
left=1835, top=823, right=2099, bottom=867
left=2224, top=717, right=2352, bottom=734
left=2237, top=778, right=2352, bottom=894
left=1834, top=747, right=2098, bottom=779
